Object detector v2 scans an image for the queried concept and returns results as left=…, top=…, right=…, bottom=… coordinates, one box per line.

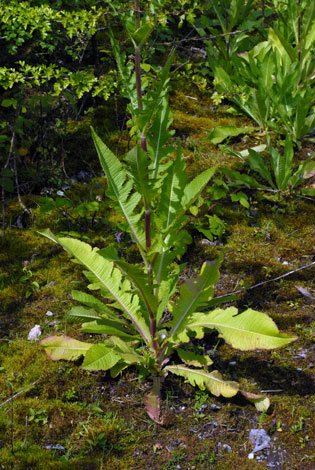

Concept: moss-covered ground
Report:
left=0, top=84, right=314, bottom=470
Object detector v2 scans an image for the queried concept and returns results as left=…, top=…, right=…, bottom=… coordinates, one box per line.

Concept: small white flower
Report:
left=248, top=452, right=255, bottom=459
left=56, top=190, right=64, bottom=196
left=160, top=333, right=166, bottom=340
left=46, top=311, right=54, bottom=316
left=28, top=325, right=41, bottom=341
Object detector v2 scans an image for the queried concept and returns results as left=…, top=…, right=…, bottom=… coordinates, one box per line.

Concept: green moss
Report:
left=0, top=444, right=99, bottom=470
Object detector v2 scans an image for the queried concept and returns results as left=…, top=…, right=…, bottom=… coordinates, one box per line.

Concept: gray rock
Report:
left=249, top=428, right=271, bottom=455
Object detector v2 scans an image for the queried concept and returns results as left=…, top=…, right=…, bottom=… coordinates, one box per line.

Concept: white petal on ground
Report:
left=28, top=325, right=41, bottom=341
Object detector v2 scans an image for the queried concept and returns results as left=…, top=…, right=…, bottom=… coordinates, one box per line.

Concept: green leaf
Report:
left=208, top=126, right=254, bottom=145
left=169, top=255, right=223, bottom=342
left=304, top=5, right=315, bottom=51
left=156, top=143, right=187, bottom=233
left=136, top=50, right=174, bottom=132
left=82, top=344, right=120, bottom=371
left=231, top=191, right=249, bottom=208
left=80, top=319, right=138, bottom=341
left=129, top=23, right=152, bottom=46
left=155, top=265, right=181, bottom=324
left=40, top=335, right=92, bottom=361
left=66, top=306, right=101, bottom=322
left=110, top=361, right=128, bottom=378
left=268, top=28, right=296, bottom=62
left=177, top=348, right=213, bottom=367
left=187, top=307, right=297, bottom=350
left=181, top=167, right=216, bottom=212
left=148, top=98, right=174, bottom=180
left=211, top=0, right=228, bottom=33
left=71, top=290, right=113, bottom=315
left=98, top=248, right=158, bottom=315
left=166, top=366, right=239, bottom=398
left=126, top=144, right=153, bottom=209
left=270, top=136, right=293, bottom=190
left=222, top=168, right=261, bottom=189
left=56, top=237, right=151, bottom=343
left=108, top=336, right=143, bottom=365
left=1, top=98, right=17, bottom=108
left=140, top=63, right=151, bottom=72
left=3, top=168, right=14, bottom=193
left=109, top=28, right=137, bottom=111
left=91, top=128, right=146, bottom=252
left=247, top=149, right=275, bottom=188
left=37, top=228, right=60, bottom=245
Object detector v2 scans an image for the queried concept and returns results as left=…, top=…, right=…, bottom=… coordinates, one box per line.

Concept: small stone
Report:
left=46, top=281, right=56, bottom=287
left=115, top=232, right=124, bottom=243
left=249, top=428, right=271, bottom=453
left=218, top=442, right=232, bottom=453
left=248, top=453, right=255, bottom=459
left=210, top=404, right=221, bottom=411
left=45, top=443, right=65, bottom=452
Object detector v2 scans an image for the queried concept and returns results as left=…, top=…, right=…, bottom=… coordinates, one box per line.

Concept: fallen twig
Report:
left=0, top=380, right=39, bottom=408
left=214, top=260, right=315, bottom=301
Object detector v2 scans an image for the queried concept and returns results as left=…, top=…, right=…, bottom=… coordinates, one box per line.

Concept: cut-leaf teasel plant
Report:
left=39, top=5, right=297, bottom=424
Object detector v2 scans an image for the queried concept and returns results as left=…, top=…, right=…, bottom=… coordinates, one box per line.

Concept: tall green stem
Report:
left=134, top=0, right=151, bottom=252
left=297, top=0, right=301, bottom=62
left=134, top=0, right=156, bottom=352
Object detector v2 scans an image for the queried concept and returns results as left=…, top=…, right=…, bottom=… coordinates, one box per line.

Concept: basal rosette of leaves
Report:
left=223, top=136, right=315, bottom=201
left=38, top=4, right=297, bottom=424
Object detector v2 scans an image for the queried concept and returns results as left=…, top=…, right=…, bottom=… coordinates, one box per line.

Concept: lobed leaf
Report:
left=91, top=128, right=146, bottom=252
left=57, top=237, right=151, bottom=343
left=66, top=305, right=101, bottom=323
left=176, top=348, right=213, bottom=367
left=71, top=289, right=113, bottom=314
left=82, top=344, right=120, bottom=371
left=187, top=307, right=297, bottom=350
left=156, top=143, right=187, bottom=233
left=148, top=98, right=174, bottom=180
left=108, top=336, right=144, bottom=365
left=166, top=366, right=239, bottom=398
left=168, top=256, right=223, bottom=342
left=98, top=246, right=157, bottom=316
